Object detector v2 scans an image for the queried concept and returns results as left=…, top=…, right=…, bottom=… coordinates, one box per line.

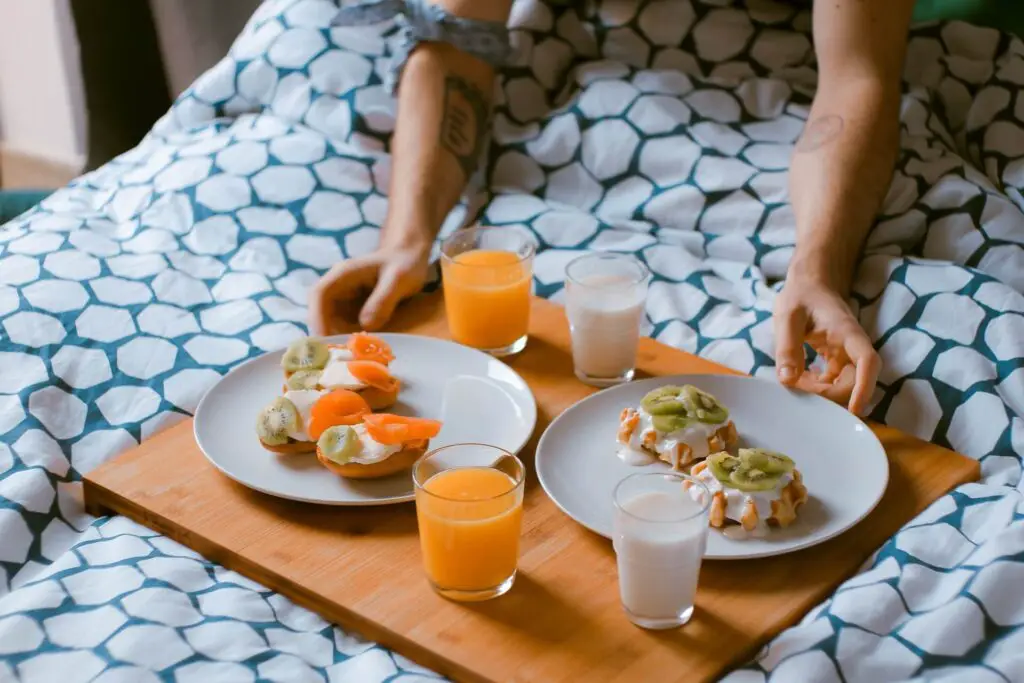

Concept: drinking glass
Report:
left=413, top=443, right=526, bottom=602
left=440, top=226, right=536, bottom=357
left=565, top=253, right=650, bottom=387
left=612, top=472, right=711, bottom=629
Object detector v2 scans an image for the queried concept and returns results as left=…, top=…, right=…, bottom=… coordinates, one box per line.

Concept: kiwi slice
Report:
left=640, top=384, right=729, bottom=424
left=282, top=338, right=330, bottom=373
left=729, top=467, right=780, bottom=492
left=651, top=414, right=692, bottom=433
left=285, top=370, right=322, bottom=391
left=640, top=386, right=688, bottom=415
left=707, top=452, right=741, bottom=483
left=318, top=425, right=362, bottom=465
left=680, top=385, right=729, bottom=424
left=256, top=397, right=300, bottom=446
left=740, top=448, right=795, bottom=475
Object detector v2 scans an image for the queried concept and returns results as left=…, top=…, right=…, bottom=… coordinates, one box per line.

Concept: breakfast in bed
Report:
left=616, top=385, right=739, bottom=469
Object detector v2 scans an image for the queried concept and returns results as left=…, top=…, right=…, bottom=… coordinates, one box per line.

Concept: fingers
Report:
left=816, top=345, right=849, bottom=384
left=843, top=330, right=882, bottom=417
left=797, top=364, right=855, bottom=407
left=359, top=266, right=402, bottom=331
left=774, top=303, right=808, bottom=386
left=308, top=260, right=375, bottom=336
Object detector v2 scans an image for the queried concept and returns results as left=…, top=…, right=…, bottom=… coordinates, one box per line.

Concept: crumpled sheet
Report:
left=0, top=1, right=1022, bottom=681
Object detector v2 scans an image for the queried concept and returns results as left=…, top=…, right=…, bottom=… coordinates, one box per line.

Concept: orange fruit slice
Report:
left=308, top=390, right=371, bottom=441
left=347, top=332, right=394, bottom=365
left=363, top=414, right=442, bottom=445
left=347, top=360, right=400, bottom=394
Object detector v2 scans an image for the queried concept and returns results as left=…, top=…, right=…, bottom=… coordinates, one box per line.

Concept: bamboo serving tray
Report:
left=83, top=294, right=979, bottom=683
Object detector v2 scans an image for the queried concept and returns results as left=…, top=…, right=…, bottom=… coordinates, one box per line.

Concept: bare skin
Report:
left=310, top=0, right=915, bottom=417
left=774, top=0, right=917, bottom=416
left=308, top=0, right=513, bottom=334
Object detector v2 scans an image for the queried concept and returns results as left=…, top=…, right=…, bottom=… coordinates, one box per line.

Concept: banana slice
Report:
left=256, top=397, right=301, bottom=446
left=282, top=338, right=330, bottom=373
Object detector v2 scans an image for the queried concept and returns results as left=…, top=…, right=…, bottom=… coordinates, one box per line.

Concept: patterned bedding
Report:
left=1, top=1, right=1023, bottom=680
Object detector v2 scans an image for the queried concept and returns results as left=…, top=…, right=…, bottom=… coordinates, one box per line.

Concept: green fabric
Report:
left=914, top=0, right=1024, bottom=39
left=0, top=190, right=51, bottom=223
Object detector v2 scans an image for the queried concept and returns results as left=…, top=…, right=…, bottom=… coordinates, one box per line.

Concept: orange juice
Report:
left=441, top=249, right=532, bottom=351
left=415, top=467, right=524, bottom=592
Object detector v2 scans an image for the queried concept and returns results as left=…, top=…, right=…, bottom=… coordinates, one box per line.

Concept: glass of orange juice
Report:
left=412, top=443, right=525, bottom=602
left=440, top=226, right=536, bottom=356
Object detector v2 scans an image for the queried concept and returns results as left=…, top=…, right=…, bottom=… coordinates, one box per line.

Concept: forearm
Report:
left=381, top=42, right=495, bottom=250
left=788, top=82, right=901, bottom=295
left=788, top=0, right=914, bottom=296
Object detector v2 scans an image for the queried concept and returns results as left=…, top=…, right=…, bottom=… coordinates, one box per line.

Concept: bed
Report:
left=1, top=1, right=1022, bottom=681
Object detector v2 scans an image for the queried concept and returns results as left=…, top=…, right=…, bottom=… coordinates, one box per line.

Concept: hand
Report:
left=772, top=276, right=881, bottom=416
left=308, top=242, right=431, bottom=335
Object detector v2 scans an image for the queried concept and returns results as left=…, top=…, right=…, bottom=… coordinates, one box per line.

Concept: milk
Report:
left=613, top=490, right=708, bottom=628
left=566, top=274, right=646, bottom=383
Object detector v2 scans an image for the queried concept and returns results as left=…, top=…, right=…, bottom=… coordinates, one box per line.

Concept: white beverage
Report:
left=613, top=489, right=708, bottom=629
left=566, top=274, right=646, bottom=382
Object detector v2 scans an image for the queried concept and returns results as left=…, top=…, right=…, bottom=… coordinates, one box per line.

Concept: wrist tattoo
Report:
left=795, top=115, right=844, bottom=153
left=440, top=75, right=489, bottom=179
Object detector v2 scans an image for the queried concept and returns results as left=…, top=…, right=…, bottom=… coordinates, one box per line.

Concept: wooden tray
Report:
left=83, top=294, right=979, bottom=683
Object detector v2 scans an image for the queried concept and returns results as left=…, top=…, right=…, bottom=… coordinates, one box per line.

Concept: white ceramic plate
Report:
left=536, top=374, right=888, bottom=560
left=194, top=334, right=537, bottom=505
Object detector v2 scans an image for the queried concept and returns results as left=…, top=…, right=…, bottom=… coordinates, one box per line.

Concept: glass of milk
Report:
left=565, top=253, right=650, bottom=387
left=612, top=472, right=711, bottom=630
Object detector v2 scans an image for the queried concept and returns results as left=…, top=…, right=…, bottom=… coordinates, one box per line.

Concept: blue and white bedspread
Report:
left=1, top=1, right=1023, bottom=680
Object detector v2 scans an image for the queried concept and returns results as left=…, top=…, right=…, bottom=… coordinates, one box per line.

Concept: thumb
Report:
left=774, top=304, right=808, bottom=386
left=359, top=267, right=402, bottom=331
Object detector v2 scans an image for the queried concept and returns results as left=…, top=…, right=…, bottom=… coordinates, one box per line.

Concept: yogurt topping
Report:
left=283, top=389, right=325, bottom=441
left=618, top=408, right=723, bottom=467
left=329, top=424, right=400, bottom=465
left=319, top=348, right=366, bottom=390
left=691, top=465, right=792, bottom=529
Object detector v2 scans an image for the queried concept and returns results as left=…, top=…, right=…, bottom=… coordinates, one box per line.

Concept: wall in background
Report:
left=0, top=0, right=87, bottom=186
left=150, top=0, right=261, bottom=99
left=0, top=0, right=258, bottom=189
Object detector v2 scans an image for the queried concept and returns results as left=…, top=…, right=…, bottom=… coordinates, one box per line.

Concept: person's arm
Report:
left=773, top=0, right=916, bottom=415
left=382, top=1, right=513, bottom=254
left=310, top=0, right=514, bottom=333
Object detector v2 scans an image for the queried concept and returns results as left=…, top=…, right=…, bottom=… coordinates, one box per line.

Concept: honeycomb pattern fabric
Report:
left=1, top=1, right=1023, bottom=681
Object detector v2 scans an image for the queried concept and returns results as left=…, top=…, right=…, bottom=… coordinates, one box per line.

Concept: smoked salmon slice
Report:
left=308, top=390, right=371, bottom=440
left=347, top=361, right=400, bottom=393
left=347, top=332, right=394, bottom=365
left=363, top=414, right=442, bottom=445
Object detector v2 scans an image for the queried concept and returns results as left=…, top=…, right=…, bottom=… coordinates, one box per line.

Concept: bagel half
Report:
left=316, top=439, right=428, bottom=479
left=259, top=437, right=317, bottom=455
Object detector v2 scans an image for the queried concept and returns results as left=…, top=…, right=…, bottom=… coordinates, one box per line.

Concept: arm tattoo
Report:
left=440, top=75, right=489, bottom=179
left=795, top=114, right=845, bottom=153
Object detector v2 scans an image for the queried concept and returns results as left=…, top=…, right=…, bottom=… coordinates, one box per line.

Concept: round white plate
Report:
left=536, top=374, right=888, bottom=560
left=194, top=334, right=537, bottom=505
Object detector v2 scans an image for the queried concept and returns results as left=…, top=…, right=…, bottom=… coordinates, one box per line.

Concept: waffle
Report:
left=617, top=407, right=739, bottom=470
left=688, top=460, right=809, bottom=531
